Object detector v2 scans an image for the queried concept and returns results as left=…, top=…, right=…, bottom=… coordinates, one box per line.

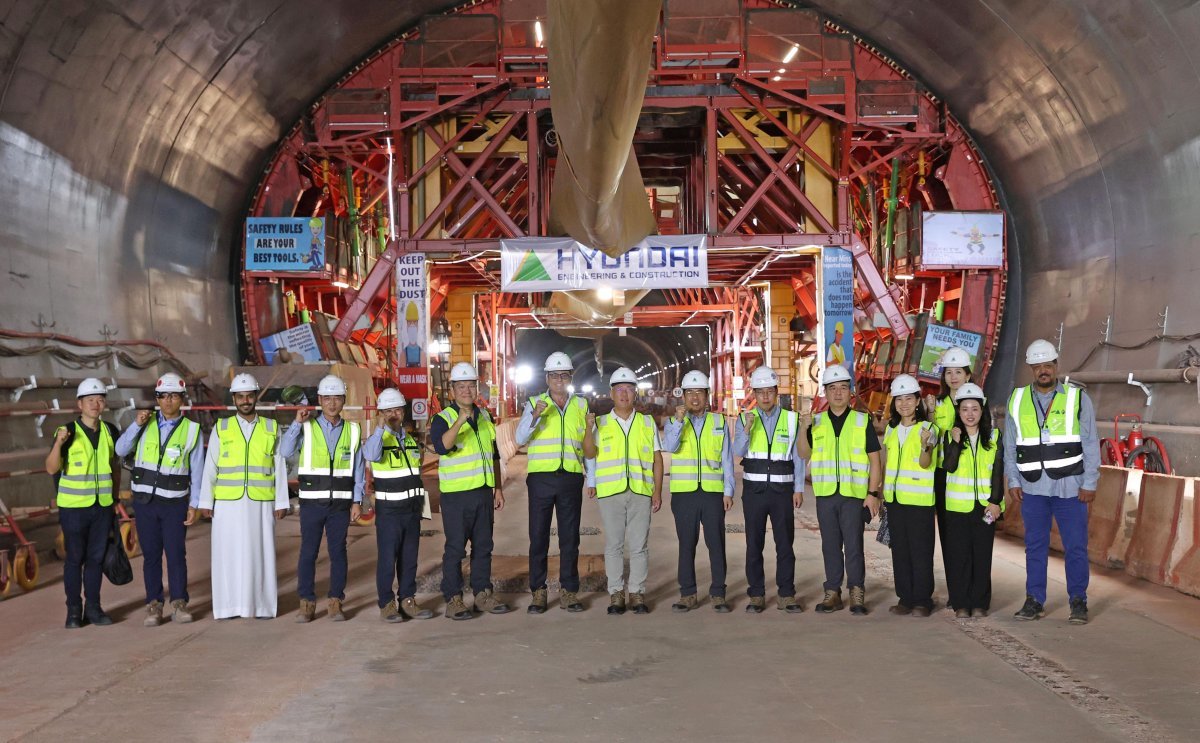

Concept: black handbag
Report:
left=875, top=503, right=891, bottom=546
left=103, top=518, right=134, bottom=585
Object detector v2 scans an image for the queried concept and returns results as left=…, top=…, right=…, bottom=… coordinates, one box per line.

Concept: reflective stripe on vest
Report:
left=1007, top=385, right=1084, bottom=482
left=742, top=408, right=798, bottom=485
left=670, top=412, right=726, bottom=493
left=372, top=429, right=425, bottom=500
left=131, top=417, right=199, bottom=498
left=810, top=411, right=870, bottom=499
left=595, top=412, right=655, bottom=498
left=436, top=407, right=496, bottom=493
left=526, top=394, right=588, bottom=474
left=945, top=430, right=1004, bottom=513
left=56, top=421, right=116, bottom=508
left=213, top=416, right=279, bottom=501
left=297, top=418, right=360, bottom=499
left=882, top=422, right=936, bottom=507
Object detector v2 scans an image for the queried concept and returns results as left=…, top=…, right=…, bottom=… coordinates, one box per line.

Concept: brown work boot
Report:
left=629, top=592, right=649, bottom=615
left=671, top=594, right=698, bottom=613
left=607, top=591, right=626, bottom=616
left=815, top=589, right=844, bottom=613
left=849, top=587, right=868, bottom=615
left=170, top=599, right=194, bottom=624
left=401, top=596, right=434, bottom=620
left=889, top=604, right=912, bottom=616
left=446, top=595, right=473, bottom=621
left=143, top=601, right=164, bottom=627
left=912, top=606, right=932, bottom=618
left=328, top=598, right=346, bottom=622
left=473, top=589, right=512, bottom=615
left=527, top=587, right=548, bottom=615
left=380, top=600, right=404, bottom=623
left=711, top=595, right=731, bottom=613
left=779, top=595, right=804, bottom=614
left=560, top=590, right=584, bottom=613
left=295, top=599, right=316, bottom=623
left=745, top=595, right=766, bottom=614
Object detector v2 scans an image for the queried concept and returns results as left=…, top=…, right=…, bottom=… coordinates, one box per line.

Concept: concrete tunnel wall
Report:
left=1, top=0, right=1199, bottom=479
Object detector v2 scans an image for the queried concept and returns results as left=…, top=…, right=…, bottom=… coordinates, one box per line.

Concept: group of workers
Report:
left=45, top=337, right=1098, bottom=629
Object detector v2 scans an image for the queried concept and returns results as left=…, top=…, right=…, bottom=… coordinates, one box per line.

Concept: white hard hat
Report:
left=76, top=378, right=107, bottom=398
left=681, top=370, right=710, bottom=390
left=749, top=366, right=779, bottom=389
left=544, top=351, right=574, bottom=372
left=609, top=367, right=638, bottom=386
left=377, top=388, right=406, bottom=410
left=822, top=364, right=853, bottom=386
left=1025, top=339, right=1058, bottom=365
left=317, top=375, right=347, bottom=396
left=230, top=373, right=260, bottom=393
left=940, top=347, right=972, bottom=369
left=954, top=383, right=987, bottom=403
left=450, top=362, right=479, bottom=382
left=889, top=374, right=921, bottom=397
left=154, top=372, right=186, bottom=394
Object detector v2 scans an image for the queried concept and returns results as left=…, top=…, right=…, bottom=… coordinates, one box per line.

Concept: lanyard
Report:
left=1033, top=390, right=1056, bottom=430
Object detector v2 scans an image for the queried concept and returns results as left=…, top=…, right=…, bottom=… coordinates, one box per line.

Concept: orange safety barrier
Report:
left=1123, top=473, right=1187, bottom=585
left=1165, top=480, right=1199, bottom=598
left=1087, top=467, right=1129, bottom=567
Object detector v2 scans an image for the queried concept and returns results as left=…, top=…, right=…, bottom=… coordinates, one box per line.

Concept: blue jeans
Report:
left=1022, top=492, right=1089, bottom=604
left=297, top=501, right=351, bottom=601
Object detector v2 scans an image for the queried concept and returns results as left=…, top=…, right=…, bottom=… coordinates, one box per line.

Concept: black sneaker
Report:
left=1014, top=595, right=1045, bottom=621
left=1068, top=597, right=1089, bottom=625
left=84, top=604, right=113, bottom=626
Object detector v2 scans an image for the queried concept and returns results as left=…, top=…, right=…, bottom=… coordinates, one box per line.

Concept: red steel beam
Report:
left=849, top=236, right=909, bottom=339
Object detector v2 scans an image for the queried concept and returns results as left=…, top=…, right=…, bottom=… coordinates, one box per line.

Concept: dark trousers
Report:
left=743, top=485, right=795, bottom=598
left=942, top=504, right=996, bottom=611
left=297, top=501, right=351, bottom=601
left=59, top=504, right=112, bottom=609
left=935, top=469, right=952, bottom=584
left=671, top=490, right=727, bottom=597
left=527, top=471, right=584, bottom=592
left=134, top=496, right=190, bottom=604
left=887, top=501, right=935, bottom=609
left=815, top=494, right=866, bottom=591
left=375, top=502, right=423, bottom=606
left=441, top=487, right=494, bottom=599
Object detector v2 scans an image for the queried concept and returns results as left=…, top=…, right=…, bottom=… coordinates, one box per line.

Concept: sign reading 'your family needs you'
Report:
left=499, top=235, right=709, bottom=291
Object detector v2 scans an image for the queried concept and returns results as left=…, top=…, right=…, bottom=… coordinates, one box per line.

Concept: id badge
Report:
left=1040, top=429, right=1051, bottom=445
left=165, top=447, right=182, bottom=460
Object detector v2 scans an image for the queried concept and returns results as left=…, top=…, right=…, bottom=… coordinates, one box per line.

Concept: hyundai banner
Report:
left=500, top=235, right=708, bottom=291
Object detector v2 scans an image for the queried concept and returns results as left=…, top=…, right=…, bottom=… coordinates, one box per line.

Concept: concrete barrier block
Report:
left=1087, top=466, right=1128, bottom=567
left=1165, top=478, right=1199, bottom=598
left=1124, top=473, right=1186, bottom=585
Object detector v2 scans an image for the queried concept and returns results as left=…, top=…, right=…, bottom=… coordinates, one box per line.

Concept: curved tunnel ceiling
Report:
left=2, top=0, right=1198, bottom=425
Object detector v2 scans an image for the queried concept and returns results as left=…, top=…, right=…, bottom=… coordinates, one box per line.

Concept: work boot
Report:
left=1014, top=595, right=1045, bottom=621
left=607, top=591, right=626, bottom=616
left=970, top=608, right=988, bottom=618
left=629, top=592, right=649, bottom=614
left=711, top=595, right=731, bottom=613
left=144, top=601, right=165, bottom=627
left=473, top=589, right=512, bottom=615
left=1068, top=597, right=1089, bottom=625
left=401, top=597, right=434, bottom=620
left=814, top=589, right=844, bottom=613
left=888, top=604, right=912, bottom=616
left=560, top=590, right=584, bottom=613
left=672, top=594, right=698, bottom=613
left=779, top=595, right=804, bottom=614
left=171, top=600, right=194, bottom=624
left=65, top=606, right=83, bottom=630
left=328, top=598, right=346, bottom=622
left=380, top=600, right=404, bottom=623
left=849, top=587, right=868, bottom=615
left=527, top=588, right=548, bottom=615
left=912, top=606, right=932, bottom=618
left=955, top=607, right=970, bottom=619
left=745, top=596, right=766, bottom=614
left=295, top=599, right=316, bottom=623
left=84, top=604, right=113, bottom=626
left=446, top=595, right=473, bottom=621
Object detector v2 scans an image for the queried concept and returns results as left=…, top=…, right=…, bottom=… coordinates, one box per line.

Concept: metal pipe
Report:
left=1062, top=368, right=1198, bottom=384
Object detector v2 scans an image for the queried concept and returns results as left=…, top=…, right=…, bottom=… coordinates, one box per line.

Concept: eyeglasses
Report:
left=547, top=372, right=572, bottom=381
left=155, top=392, right=184, bottom=400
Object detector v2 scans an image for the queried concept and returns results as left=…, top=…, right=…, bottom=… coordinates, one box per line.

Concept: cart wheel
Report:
left=120, top=521, right=140, bottom=558
left=54, top=529, right=66, bottom=560
left=14, top=546, right=39, bottom=591
left=1127, top=441, right=1169, bottom=475
left=1099, top=438, right=1123, bottom=467
left=0, top=554, right=11, bottom=598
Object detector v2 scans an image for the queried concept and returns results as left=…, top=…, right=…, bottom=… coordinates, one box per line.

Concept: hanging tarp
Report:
left=500, top=235, right=708, bottom=292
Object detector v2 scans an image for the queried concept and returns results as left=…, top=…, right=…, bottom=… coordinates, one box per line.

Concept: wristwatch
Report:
left=868, top=490, right=880, bottom=499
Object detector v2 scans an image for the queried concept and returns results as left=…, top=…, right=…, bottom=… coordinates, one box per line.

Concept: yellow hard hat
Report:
left=405, top=301, right=420, bottom=322
left=834, top=321, right=844, bottom=333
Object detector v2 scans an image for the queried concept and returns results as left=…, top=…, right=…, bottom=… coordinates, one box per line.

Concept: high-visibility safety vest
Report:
left=436, top=406, right=496, bottom=493
left=526, top=393, right=588, bottom=474
left=372, top=428, right=425, bottom=500
left=56, top=421, right=116, bottom=508
left=670, top=413, right=726, bottom=493
left=297, top=418, right=361, bottom=499
left=131, top=417, right=200, bottom=499
left=213, top=416, right=279, bottom=502
left=1007, top=385, right=1084, bottom=482
left=594, top=412, right=656, bottom=498
left=944, top=430, right=1004, bottom=513
left=810, top=410, right=871, bottom=499
left=882, top=422, right=937, bottom=506
left=933, top=397, right=956, bottom=467
left=742, top=408, right=798, bottom=487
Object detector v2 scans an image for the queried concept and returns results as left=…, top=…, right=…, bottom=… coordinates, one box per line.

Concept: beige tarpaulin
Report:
left=547, top=0, right=662, bottom=258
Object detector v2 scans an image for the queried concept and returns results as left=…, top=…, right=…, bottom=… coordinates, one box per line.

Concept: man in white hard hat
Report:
left=197, top=372, right=290, bottom=619
left=363, top=388, right=433, bottom=622
left=115, top=372, right=203, bottom=626
left=732, top=365, right=806, bottom=614
left=583, top=366, right=663, bottom=615
left=662, top=370, right=734, bottom=613
left=1004, top=339, right=1100, bottom=625
left=282, top=374, right=364, bottom=623
left=431, top=362, right=511, bottom=620
left=45, top=378, right=121, bottom=628
left=800, top=364, right=883, bottom=615
left=515, top=351, right=589, bottom=614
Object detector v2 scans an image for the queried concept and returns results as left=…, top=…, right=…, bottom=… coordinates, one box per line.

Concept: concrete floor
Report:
left=2, top=458, right=1199, bottom=742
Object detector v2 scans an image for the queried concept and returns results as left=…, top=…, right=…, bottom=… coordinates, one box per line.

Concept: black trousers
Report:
left=942, top=503, right=996, bottom=611
left=440, top=487, right=494, bottom=599
left=375, top=500, right=423, bottom=606
left=815, top=494, right=866, bottom=591
left=743, top=484, right=795, bottom=598
left=935, top=468, right=952, bottom=586
left=887, top=501, right=935, bottom=609
left=527, top=471, right=584, bottom=592
left=134, top=495, right=190, bottom=604
left=59, top=503, right=112, bottom=609
left=297, top=501, right=351, bottom=601
left=671, top=490, right=727, bottom=597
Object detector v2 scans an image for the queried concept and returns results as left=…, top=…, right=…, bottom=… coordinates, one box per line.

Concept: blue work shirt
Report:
left=662, top=412, right=736, bottom=499
left=732, top=405, right=807, bottom=489
left=361, top=425, right=419, bottom=463
left=1003, top=383, right=1100, bottom=497
left=282, top=415, right=366, bottom=502
left=114, top=412, right=205, bottom=508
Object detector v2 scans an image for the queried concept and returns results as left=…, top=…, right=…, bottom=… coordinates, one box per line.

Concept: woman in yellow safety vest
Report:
left=940, top=383, right=1005, bottom=618
left=881, top=374, right=938, bottom=617
left=925, top=346, right=974, bottom=589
